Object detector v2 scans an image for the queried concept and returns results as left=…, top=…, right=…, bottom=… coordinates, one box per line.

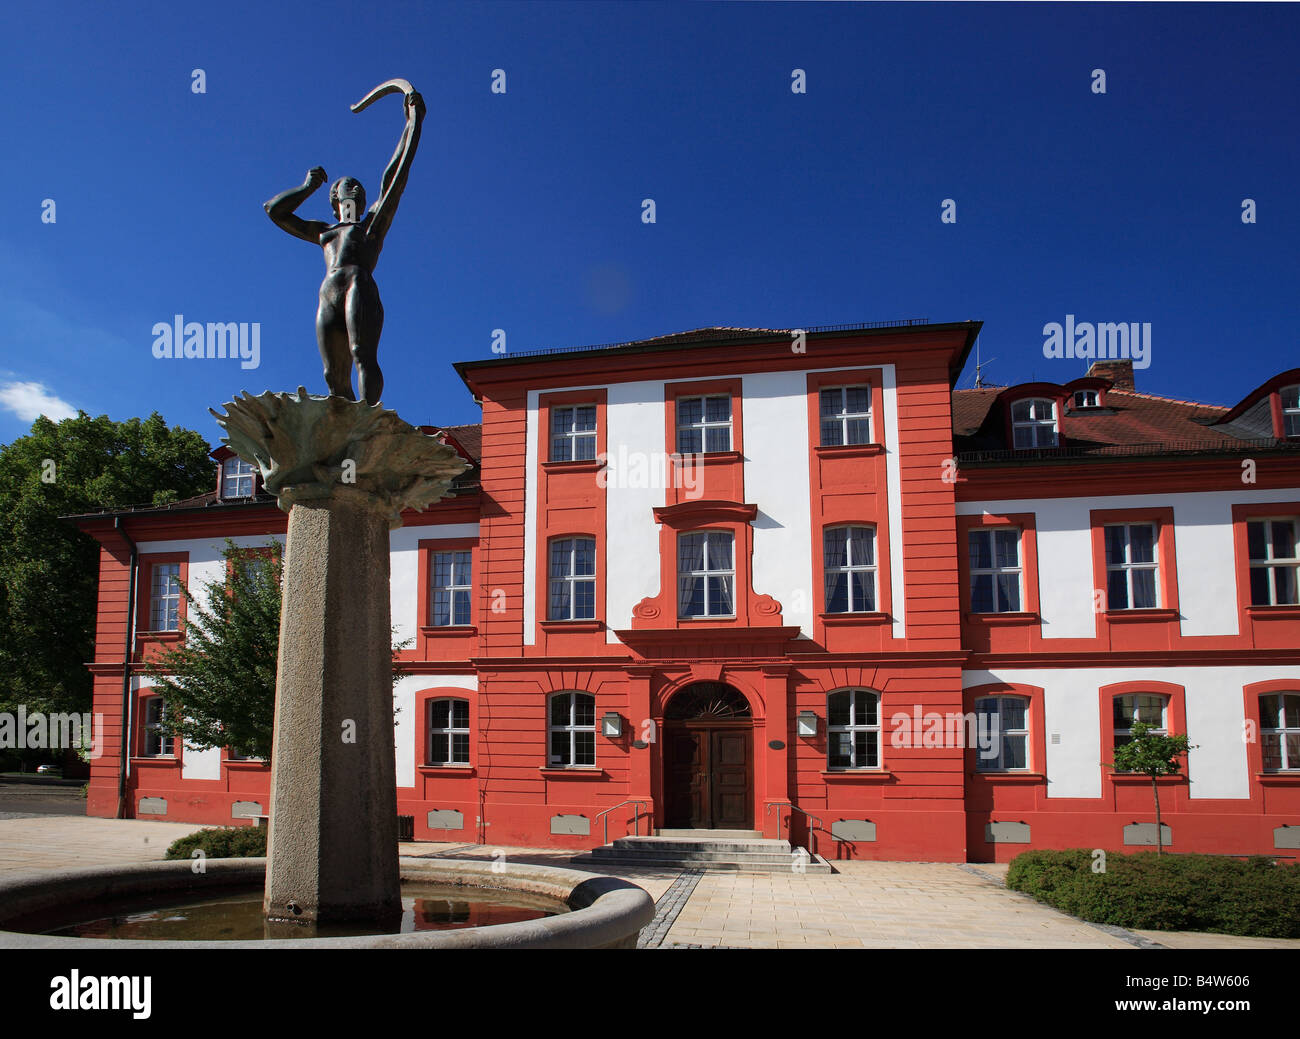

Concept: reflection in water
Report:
left=33, top=884, right=564, bottom=941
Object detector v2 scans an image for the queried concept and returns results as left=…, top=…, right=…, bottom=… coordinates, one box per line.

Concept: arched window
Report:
left=827, top=689, right=880, bottom=770
left=141, top=695, right=173, bottom=757
left=549, top=692, right=596, bottom=767
left=427, top=698, right=470, bottom=766
left=1261, top=692, right=1300, bottom=771
left=1112, top=693, right=1167, bottom=751
left=548, top=537, right=596, bottom=621
left=1011, top=398, right=1058, bottom=449
left=974, top=695, right=1029, bottom=771
left=824, top=526, right=876, bottom=613
left=1282, top=384, right=1300, bottom=438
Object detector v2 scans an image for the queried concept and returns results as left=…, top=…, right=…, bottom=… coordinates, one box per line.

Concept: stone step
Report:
left=612, top=836, right=791, bottom=854
left=593, top=848, right=800, bottom=865
left=571, top=851, right=835, bottom=875
left=655, top=829, right=763, bottom=839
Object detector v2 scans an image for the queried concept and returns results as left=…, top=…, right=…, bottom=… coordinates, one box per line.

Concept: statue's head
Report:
left=329, top=177, right=366, bottom=222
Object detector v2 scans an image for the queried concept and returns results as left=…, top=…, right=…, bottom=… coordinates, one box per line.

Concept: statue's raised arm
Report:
left=352, top=79, right=425, bottom=255
left=264, top=167, right=333, bottom=244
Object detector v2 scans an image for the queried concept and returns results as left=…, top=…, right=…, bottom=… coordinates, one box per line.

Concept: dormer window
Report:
left=1011, top=398, right=1058, bottom=449
left=221, top=456, right=256, bottom=499
left=1282, top=385, right=1300, bottom=438
left=1072, top=389, right=1100, bottom=410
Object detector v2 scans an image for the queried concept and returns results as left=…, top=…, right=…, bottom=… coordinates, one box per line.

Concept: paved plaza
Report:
left=0, top=815, right=1294, bottom=949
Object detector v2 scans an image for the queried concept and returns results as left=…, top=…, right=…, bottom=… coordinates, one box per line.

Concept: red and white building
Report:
left=71, top=322, right=1300, bottom=861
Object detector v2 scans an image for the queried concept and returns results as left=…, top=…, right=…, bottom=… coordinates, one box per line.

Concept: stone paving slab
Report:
left=0, top=816, right=206, bottom=874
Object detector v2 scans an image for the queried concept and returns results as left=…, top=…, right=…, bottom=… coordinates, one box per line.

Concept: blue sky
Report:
left=0, top=1, right=1296, bottom=448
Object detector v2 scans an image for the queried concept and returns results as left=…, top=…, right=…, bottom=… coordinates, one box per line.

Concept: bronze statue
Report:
left=264, top=79, right=425, bottom=404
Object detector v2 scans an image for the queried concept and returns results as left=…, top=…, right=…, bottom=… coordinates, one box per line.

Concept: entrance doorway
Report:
left=662, top=683, right=754, bottom=829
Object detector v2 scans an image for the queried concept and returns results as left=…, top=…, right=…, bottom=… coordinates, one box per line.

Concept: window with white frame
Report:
left=149, top=563, right=181, bottom=631
left=548, top=538, right=596, bottom=620
left=549, top=692, right=595, bottom=767
left=1072, top=389, right=1100, bottom=409
left=827, top=689, right=880, bottom=769
left=428, top=698, right=470, bottom=766
left=819, top=386, right=871, bottom=446
left=1261, top=692, right=1300, bottom=771
left=974, top=696, right=1029, bottom=771
left=142, top=695, right=173, bottom=756
left=824, top=526, right=876, bottom=613
left=1011, top=398, right=1058, bottom=449
left=676, top=395, right=732, bottom=454
left=968, top=528, right=1022, bottom=613
left=222, top=456, right=256, bottom=498
left=431, top=550, right=473, bottom=626
left=1248, top=517, right=1299, bottom=606
left=1282, top=385, right=1300, bottom=438
left=1113, top=694, right=1168, bottom=752
left=550, top=404, right=598, bottom=462
left=678, top=531, right=735, bottom=618
left=1104, top=523, right=1159, bottom=609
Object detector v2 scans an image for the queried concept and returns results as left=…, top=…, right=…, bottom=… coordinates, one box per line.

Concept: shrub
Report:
left=164, top=825, right=267, bottom=860
left=1007, top=848, right=1300, bottom=938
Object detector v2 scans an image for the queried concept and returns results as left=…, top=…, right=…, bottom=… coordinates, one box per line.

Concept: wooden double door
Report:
left=663, top=722, right=754, bottom=830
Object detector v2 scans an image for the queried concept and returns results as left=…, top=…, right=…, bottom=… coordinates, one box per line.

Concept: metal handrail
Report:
left=765, top=802, right=824, bottom=860
left=595, top=800, right=650, bottom=845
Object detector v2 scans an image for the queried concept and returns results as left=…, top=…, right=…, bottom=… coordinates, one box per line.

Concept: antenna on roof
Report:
left=973, top=341, right=997, bottom=389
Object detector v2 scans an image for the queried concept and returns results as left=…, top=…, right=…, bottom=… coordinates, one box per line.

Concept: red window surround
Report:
left=1231, top=501, right=1300, bottom=625
left=663, top=379, right=744, bottom=507
left=1088, top=506, right=1180, bottom=621
left=415, top=686, right=478, bottom=776
left=1097, top=680, right=1188, bottom=787
left=537, top=532, right=605, bottom=632
left=805, top=368, right=886, bottom=456
left=955, top=512, right=1041, bottom=623
left=962, top=683, right=1047, bottom=781
left=133, top=687, right=180, bottom=764
left=136, top=552, right=189, bottom=642
left=417, top=536, right=479, bottom=635
left=1242, top=680, right=1300, bottom=785
left=538, top=389, right=607, bottom=471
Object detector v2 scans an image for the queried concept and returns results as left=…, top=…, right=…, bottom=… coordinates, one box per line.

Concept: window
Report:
left=819, top=386, right=871, bottom=446
left=428, top=698, right=470, bottom=766
left=142, top=696, right=172, bottom=757
left=1248, top=518, right=1299, bottom=606
left=824, top=526, right=876, bottom=613
left=678, top=531, right=735, bottom=618
left=1261, top=693, right=1300, bottom=771
left=1112, top=694, right=1167, bottom=751
left=1011, top=398, right=1058, bottom=449
left=222, top=456, right=256, bottom=498
left=1282, top=385, right=1300, bottom=438
left=1105, top=523, right=1159, bottom=609
left=1072, top=389, right=1099, bottom=409
left=550, top=404, right=598, bottom=462
left=827, top=689, right=880, bottom=769
left=548, top=538, right=596, bottom=621
left=549, top=692, right=595, bottom=767
left=968, top=528, right=1022, bottom=613
left=149, top=563, right=181, bottom=631
left=227, top=746, right=261, bottom=762
left=676, top=395, right=732, bottom=454
left=431, top=550, right=473, bottom=625
left=974, top=696, right=1029, bottom=771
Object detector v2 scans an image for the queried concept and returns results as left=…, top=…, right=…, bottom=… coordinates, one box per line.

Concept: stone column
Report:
left=211, top=389, right=468, bottom=930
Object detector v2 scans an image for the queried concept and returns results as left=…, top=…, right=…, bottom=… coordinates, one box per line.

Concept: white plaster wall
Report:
left=393, top=672, right=478, bottom=788
left=957, top=488, right=1300, bottom=639
left=743, top=370, right=814, bottom=638
left=963, top=665, right=1300, bottom=800
left=390, top=523, right=480, bottom=645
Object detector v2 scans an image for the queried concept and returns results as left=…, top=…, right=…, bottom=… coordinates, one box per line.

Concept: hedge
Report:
left=164, top=825, right=267, bottom=861
left=1006, top=848, right=1300, bottom=938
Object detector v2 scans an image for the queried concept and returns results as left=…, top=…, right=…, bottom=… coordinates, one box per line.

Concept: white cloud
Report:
left=0, top=381, right=78, bottom=423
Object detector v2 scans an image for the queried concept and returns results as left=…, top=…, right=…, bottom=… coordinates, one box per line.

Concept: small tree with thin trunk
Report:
left=1107, top=721, right=1195, bottom=855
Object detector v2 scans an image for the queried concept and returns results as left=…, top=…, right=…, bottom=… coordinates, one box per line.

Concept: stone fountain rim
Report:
left=0, top=857, right=655, bottom=950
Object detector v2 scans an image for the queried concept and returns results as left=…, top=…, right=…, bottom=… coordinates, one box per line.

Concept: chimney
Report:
left=1086, top=359, right=1134, bottom=391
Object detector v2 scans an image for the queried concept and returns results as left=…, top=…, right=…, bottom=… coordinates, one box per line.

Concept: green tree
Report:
left=1108, top=721, right=1195, bottom=855
left=0, top=412, right=215, bottom=717
left=143, top=540, right=410, bottom=760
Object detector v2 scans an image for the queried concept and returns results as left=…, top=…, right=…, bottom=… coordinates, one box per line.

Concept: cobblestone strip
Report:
left=957, top=862, right=1167, bottom=949
left=637, top=868, right=703, bottom=949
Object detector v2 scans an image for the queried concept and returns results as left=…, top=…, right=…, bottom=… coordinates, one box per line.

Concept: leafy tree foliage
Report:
left=1108, top=721, right=1195, bottom=855
left=0, top=412, right=215, bottom=716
